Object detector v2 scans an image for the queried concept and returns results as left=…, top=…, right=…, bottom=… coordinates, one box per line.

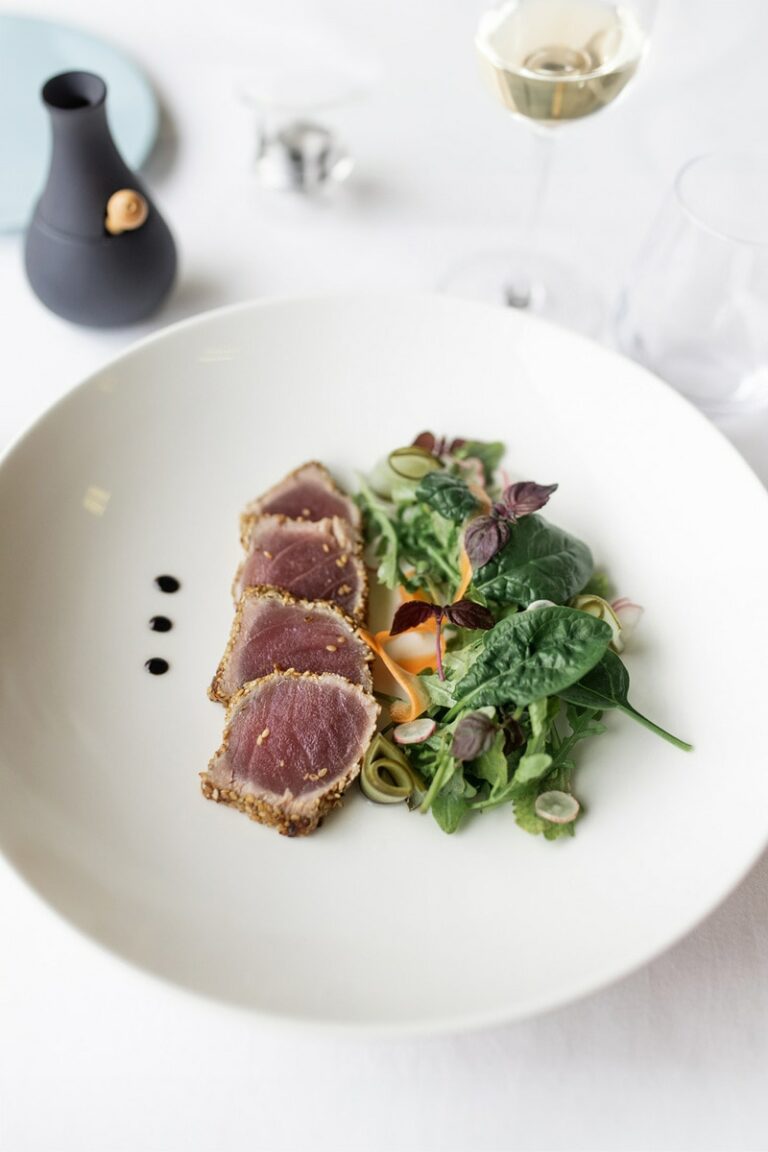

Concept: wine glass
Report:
left=616, top=152, right=768, bottom=417
left=443, top=0, right=658, bottom=332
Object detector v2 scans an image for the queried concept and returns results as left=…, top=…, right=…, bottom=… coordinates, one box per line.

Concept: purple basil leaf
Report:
left=390, top=600, right=439, bottom=635
left=452, top=712, right=498, bottom=762
left=501, top=481, right=558, bottom=519
left=444, top=600, right=495, bottom=631
left=412, top=431, right=437, bottom=454
left=464, top=516, right=510, bottom=569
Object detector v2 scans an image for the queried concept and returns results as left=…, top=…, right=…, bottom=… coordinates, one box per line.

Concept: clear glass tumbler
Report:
left=232, top=26, right=375, bottom=193
left=616, top=152, right=768, bottom=416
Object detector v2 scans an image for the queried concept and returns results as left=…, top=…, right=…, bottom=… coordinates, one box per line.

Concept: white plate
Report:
left=1, top=296, right=766, bottom=1034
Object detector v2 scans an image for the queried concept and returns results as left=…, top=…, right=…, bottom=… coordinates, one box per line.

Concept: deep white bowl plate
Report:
left=1, top=296, right=766, bottom=1033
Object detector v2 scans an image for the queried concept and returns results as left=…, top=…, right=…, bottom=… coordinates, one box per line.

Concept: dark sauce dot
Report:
left=154, top=575, right=180, bottom=593
left=145, top=657, right=170, bottom=675
left=149, top=615, right=173, bottom=632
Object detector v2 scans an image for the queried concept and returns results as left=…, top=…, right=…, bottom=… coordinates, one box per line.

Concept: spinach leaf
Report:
left=454, top=439, right=505, bottom=484
left=416, top=472, right=479, bottom=523
left=452, top=606, right=612, bottom=712
left=558, top=650, right=692, bottom=750
left=472, top=515, right=593, bottom=606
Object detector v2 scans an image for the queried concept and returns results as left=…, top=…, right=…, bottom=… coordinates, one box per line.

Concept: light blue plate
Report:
left=0, top=13, right=159, bottom=232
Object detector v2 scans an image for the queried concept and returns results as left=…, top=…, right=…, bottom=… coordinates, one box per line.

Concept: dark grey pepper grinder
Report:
left=24, top=71, right=176, bottom=327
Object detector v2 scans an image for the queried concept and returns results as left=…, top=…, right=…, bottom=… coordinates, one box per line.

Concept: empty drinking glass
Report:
left=616, top=152, right=768, bottom=416
left=232, top=27, right=376, bottom=194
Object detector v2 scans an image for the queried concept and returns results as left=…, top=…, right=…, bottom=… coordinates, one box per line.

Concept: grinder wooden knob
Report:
left=105, top=188, right=149, bottom=235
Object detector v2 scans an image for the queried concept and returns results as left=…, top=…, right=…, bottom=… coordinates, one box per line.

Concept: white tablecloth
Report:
left=2, top=1, right=768, bottom=1149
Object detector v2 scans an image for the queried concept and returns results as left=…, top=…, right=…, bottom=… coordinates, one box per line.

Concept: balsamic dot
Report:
left=155, top=574, right=180, bottom=593
left=149, top=615, right=173, bottom=632
left=145, top=657, right=170, bottom=675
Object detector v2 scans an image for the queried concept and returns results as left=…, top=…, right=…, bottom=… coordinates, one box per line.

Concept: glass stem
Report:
left=505, top=128, right=556, bottom=309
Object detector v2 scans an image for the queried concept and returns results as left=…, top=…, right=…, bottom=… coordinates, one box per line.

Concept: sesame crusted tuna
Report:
left=233, top=515, right=367, bottom=619
left=202, top=671, right=379, bottom=836
left=240, top=461, right=361, bottom=546
left=209, top=586, right=372, bottom=705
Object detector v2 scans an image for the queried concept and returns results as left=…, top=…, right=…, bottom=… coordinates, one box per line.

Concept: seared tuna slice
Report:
left=240, top=461, right=361, bottom=545
left=210, top=586, right=373, bottom=705
left=234, top=515, right=367, bottom=619
left=202, top=671, right=379, bottom=835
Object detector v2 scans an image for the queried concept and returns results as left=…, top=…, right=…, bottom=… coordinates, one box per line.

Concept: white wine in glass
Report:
left=478, top=0, right=648, bottom=124
left=443, top=0, right=656, bottom=332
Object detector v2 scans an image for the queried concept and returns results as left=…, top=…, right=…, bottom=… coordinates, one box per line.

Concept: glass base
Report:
left=440, top=250, right=604, bottom=337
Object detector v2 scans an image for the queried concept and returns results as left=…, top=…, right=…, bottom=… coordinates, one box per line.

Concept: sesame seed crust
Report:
left=239, top=461, right=361, bottom=546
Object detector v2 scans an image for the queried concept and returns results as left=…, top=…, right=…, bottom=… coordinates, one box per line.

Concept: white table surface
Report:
left=2, top=1, right=768, bottom=1149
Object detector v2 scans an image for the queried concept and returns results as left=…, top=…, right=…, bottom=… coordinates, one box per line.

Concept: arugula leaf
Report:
left=356, top=477, right=399, bottom=587
left=454, top=439, right=505, bottom=485
left=527, top=697, right=549, bottom=751
left=394, top=501, right=461, bottom=601
left=563, top=703, right=606, bottom=740
left=431, top=769, right=476, bottom=833
left=471, top=730, right=508, bottom=789
left=452, top=606, right=612, bottom=712
left=511, top=697, right=554, bottom=784
left=472, top=515, right=593, bottom=606
left=512, top=779, right=577, bottom=840
left=431, top=790, right=465, bottom=833
left=558, top=650, right=692, bottom=750
left=444, top=635, right=485, bottom=680
left=420, top=672, right=457, bottom=710
left=512, top=784, right=554, bottom=836
left=514, top=752, right=554, bottom=786
left=405, top=722, right=460, bottom=813
left=416, top=472, right=479, bottom=524
left=420, top=636, right=486, bottom=709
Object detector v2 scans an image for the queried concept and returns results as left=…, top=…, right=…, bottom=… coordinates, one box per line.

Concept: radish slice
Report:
left=388, top=447, right=441, bottom=481
left=535, top=790, right=580, bottom=825
left=525, top=599, right=556, bottom=611
left=611, top=598, right=644, bottom=644
left=393, top=718, right=437, bottom=745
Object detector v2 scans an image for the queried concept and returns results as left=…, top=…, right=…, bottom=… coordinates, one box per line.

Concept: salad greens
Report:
left=356, top=433, right=692, bottom=838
